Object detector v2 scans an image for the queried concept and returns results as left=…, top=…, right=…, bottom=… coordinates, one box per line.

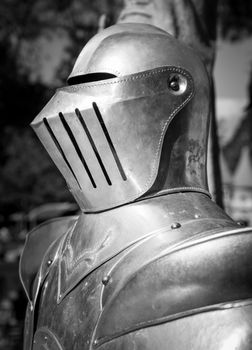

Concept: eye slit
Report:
left=168, top=73, right=187, bottom=95
left=67, top=73, right=117, bottom=85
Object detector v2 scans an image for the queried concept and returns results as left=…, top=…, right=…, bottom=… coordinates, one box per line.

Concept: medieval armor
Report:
left=20, top=23, right=252, bottom=349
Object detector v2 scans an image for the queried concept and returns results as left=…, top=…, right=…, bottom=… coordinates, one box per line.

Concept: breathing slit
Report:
left=43, top=118, right=82, bottom=189
left=59, top=112, right=97, bottom=188
left=92, top=102, right=127, bottom=181
left=75, top=108, right=112, bottom=186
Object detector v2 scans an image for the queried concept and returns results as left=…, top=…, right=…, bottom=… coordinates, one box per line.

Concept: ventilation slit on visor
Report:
left=58, top=112, right=97, bottom=188
left=92, top=102, right=127, bottom=181
left=75, top=108, right=112, bottom=186
left=43, top=117, right=82, bottom=189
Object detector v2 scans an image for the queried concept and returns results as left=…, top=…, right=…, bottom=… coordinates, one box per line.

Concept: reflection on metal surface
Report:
left=75, top=108, right=112, bottom=186
left=43, top=118, right=82, bottom=190
left=59, top=112, right=97, bottom=188
left=220, top=326, right=249, bottom=350
left=92, top=102, right=127, bottom=182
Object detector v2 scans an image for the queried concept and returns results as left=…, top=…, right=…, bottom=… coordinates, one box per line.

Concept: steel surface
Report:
left=21, top=23, right=252, bottom=350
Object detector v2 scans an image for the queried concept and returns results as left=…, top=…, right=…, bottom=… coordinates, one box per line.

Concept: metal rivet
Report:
left=168, top=73, right=187, bottom=94
left=194, top=214, right=200, bottom=219
left=171, top=222, right=181, bottom=229
left=47, top=259, right=53, bottom=267
left=44, top=336, right=48, bottom=340
left=102, top=275, right=111, bottom=286
left=237, top=221, right=246, bottom=227
left=169, top=76, right=180, bottom=91
left=94, top=339, right=98, bottom=345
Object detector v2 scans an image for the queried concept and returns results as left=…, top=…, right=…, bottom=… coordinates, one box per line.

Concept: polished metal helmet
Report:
left=31, top=23, right=211, bottom=212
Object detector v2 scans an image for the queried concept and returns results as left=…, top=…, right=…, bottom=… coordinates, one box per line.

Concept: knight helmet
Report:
left=31, top=22, right=210, bottom=212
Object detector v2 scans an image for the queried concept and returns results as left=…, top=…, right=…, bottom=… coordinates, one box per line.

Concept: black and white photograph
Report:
left=0, top=0, right=252, bottom=349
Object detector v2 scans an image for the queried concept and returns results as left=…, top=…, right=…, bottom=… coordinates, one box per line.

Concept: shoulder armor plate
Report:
left=19, top=216, right=78, bottom=301
left=94, top=225, right=252, bottom=347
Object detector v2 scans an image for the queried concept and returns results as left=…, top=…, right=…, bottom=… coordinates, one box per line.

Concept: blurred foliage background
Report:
left=0, top=0, right=122, bottom=218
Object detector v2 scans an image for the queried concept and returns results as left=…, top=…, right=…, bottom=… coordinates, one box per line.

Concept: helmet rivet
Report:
left=102, top=275, right=111, bottom=286
left=168, top=73, right=187, bottom=94
left=47, top=259, right=53, bottom=267
left=171, top=222, right=181, bottom=229
left=169, top=76, right=180, bottom=91
left=194, top=214, right=200, bottom=219
left=237, top=221, right=246, bottom=227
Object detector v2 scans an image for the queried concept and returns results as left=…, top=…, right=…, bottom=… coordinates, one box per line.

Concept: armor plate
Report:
left=31, top=23, right=210, bottom=212
left=21, top=23, right=252, bottom=350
